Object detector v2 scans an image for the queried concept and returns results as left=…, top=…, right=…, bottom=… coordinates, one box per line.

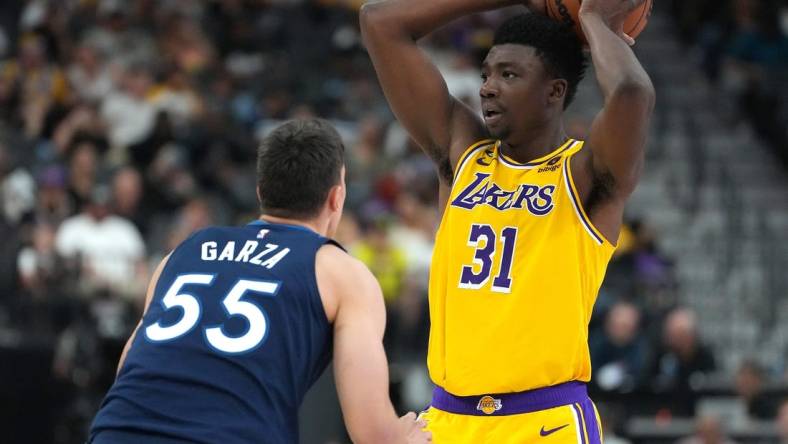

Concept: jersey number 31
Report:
left=144, top=275, right=279, bottom=355
left=459, top=224, right=517, bottom=293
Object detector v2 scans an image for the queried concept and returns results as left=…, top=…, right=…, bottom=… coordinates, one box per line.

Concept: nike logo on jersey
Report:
left=451, top=172, right=555, bottom=215
left=540, top=424, right=569, bottom=436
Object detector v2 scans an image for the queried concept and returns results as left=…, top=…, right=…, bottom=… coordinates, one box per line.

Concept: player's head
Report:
left=481, top=13, right=587, bottom=141
left=257, top=119, right=346, bottom=236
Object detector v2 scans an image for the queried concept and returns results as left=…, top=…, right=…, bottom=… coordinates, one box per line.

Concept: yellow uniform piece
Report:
left=420, top=397, right=603, bottom=444
left=428, top=138, right=616, bottom=396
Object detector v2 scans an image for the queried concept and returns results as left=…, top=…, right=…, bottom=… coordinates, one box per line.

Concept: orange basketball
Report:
left=545, top=0, right=653, bottom=43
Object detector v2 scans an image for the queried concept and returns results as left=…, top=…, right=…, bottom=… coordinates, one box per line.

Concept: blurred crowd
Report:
left=0, top=1, right=785, bottom=443
left=669, top=0, right=788, bottom=165
left=0, top=1, right=448, bottom=441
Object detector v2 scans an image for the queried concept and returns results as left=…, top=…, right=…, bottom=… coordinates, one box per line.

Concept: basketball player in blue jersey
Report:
left=362, top=0, right=654, bottom=442
left=89, top=119, right=431, bottom=444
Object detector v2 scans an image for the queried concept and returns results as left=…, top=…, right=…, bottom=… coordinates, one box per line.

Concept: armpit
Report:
left=437, top=157, right=453, bottom=185
left=585, top=169, right=616, bottom=215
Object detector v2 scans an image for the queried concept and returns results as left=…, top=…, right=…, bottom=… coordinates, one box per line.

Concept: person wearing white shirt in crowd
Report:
left=55, top=184, right=147, bottom=303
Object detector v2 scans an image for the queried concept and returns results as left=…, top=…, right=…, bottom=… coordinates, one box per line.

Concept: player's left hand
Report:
left=399, top=412, right=432, bottom=443
left=579, top=0, right=646, bottom=45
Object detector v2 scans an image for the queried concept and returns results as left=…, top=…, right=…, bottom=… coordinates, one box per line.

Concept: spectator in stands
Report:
left=604, top=219, right=675, bottom=305
left=0, top=141, right=35, bottom=226
left=6, top=33, right=70, bottom=138
left=149, top=67, right=204, bottom=132
left=35, top=164, right=72, bottom=224
left=734, top=359, right=778, bottom=419
left=67, top=41, right=113, bottom=104
left=353, top=215, right=407, bottom=304
left=677, top=416, right=739, bottom=444
left=18, top=221, right=66, bottom=300
left=389, top=191, right=434, bottom=277
left=647, top=307, right=717, bottom=415
left=727, top=0, right=788, bottom=70
left=54, top=184, right=146, bottom=303
left=81, top=0, right=156, bottom=70
left=352, top=215, right=408, bottom=351
left=51, top=105, right=107, bottom=156
left=157, top=11, right=215, bottom=74
left=111, top=166, right=146, bottom=236
left=66, top=139, right=101, bottom=213
left=16, top=220, right=78, bottom=334
left=346, top=116, right=388, bottom=209
left=99, top=62, right=157, bottom=158
left=590, top=301, right=648, bottom=392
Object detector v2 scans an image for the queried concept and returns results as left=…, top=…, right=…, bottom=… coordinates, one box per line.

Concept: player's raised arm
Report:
left=360, top=0, right=542, bottom=183
left=578, top=1, right=655, bottom=195
left=317, top=245, right=430, bottom=444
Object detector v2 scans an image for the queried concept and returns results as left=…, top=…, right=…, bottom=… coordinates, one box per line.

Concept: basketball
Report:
left=546, top=0, right=653, bottom=43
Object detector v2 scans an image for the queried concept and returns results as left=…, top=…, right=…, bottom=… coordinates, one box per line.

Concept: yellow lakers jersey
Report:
left=428, top=138, right=616, bottom=396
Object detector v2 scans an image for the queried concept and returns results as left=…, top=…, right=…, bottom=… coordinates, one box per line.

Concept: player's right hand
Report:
left=579, top=0, right=646, bottom=44
left=399, top=412, right=432, bottom=443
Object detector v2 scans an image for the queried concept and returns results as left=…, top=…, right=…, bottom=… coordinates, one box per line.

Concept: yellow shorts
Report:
left=421, top=382, right=602, bottom=444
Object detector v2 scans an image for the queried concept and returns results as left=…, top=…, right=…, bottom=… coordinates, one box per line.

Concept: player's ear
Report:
left=548, top=79, right=567, bottom=105
left=327, top=184, right=344, bottom=212
left=330, top=167, right=346, bottom=212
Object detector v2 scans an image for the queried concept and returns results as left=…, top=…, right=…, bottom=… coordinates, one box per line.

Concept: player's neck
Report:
left=258, top=215, right=327, bottom=237
left=500, top=120, right=568, bottom=163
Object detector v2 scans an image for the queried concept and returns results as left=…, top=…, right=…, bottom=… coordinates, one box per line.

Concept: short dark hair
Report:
left=493, top=13, right=587, bottom=108
left=256, top=119, right=345, bottom=218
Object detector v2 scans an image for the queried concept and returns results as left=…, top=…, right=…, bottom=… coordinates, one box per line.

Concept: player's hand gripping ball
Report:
left=546, top=0, right=652, bottom=44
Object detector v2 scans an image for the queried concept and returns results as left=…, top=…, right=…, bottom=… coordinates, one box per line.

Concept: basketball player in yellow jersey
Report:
left=362, top=0, right=654, bottom=442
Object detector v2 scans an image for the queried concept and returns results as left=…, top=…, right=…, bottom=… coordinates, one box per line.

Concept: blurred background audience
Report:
left=0, top=0, right=786, bottom=443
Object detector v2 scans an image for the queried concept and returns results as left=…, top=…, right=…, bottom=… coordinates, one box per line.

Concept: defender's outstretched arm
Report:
left=318, top=245, right=430, bottom=444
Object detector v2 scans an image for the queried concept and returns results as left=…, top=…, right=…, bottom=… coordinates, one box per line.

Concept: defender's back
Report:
left=90, top=220, right=336, bottom=444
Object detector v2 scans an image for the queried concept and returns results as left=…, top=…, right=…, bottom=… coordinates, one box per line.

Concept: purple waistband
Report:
left=431, top=381, right=588, bottom=416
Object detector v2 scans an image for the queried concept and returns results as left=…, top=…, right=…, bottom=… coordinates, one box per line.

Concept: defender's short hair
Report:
left=256, top=119, right=345, bottom=218
left=493, top=13, right=588, bottom=108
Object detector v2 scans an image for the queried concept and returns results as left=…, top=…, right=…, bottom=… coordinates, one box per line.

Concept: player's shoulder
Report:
left=567, top=138, right=594, bottom=177
left=316, top=243, right=381, bottom=321
left=458, top=138, right=498, bottom=163
left=316, top=244, right=375, bottom=286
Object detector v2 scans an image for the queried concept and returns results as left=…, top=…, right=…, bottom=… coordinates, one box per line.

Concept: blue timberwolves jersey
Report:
left=90, top=221, right=337, bottom=444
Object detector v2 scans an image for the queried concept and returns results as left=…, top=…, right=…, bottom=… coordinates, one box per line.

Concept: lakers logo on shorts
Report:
left=476, top=396, right=502, bottom=415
